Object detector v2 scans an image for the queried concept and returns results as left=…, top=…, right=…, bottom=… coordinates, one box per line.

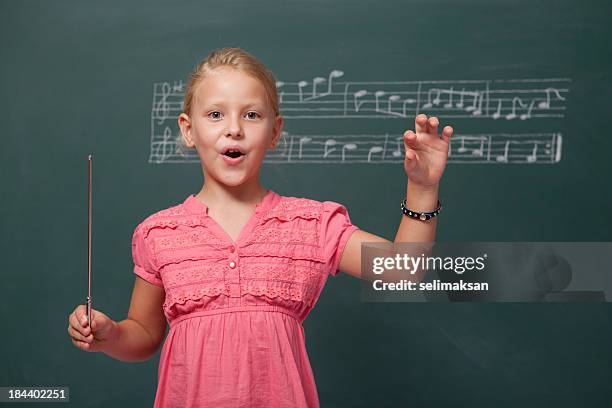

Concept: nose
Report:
left=224, top=113, right=243, bottom=138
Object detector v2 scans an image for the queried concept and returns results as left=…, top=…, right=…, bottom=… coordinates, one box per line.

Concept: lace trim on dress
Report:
left=268, top=197, right=322, bottom=213
left=262, top=197, right=321, bottom=218
left=247, top=227, right=319, bottom=245
left=140, top=214, right=208, bottom=239
left=242, top=279, right=320, bottom=304
left=163, top=283, right=229, bottom=309
left=162, top=278, right=321, bottom=311
left=239, top=244, right=323, bottom=262
left=162, top=262, right=227, bottom=288
left=262, top=209, right=321, bottom=223
left=241, top=262, right=322, bottom=283
left=154, top=228, right=224, bottom=260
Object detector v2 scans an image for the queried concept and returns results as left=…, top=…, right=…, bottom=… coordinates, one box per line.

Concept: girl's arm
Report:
left=68, top=277, right=167, bottom=361
left=337, top=114, right=453, bottom=279
left=101, top=277, right=167, bottom=362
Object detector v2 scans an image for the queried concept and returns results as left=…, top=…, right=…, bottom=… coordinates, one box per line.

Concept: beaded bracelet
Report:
left=401, top=199, right=442, bottom=221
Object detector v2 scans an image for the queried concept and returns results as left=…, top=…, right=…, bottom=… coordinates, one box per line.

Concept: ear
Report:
left=269, top=115, right=284, bottom=149
left=178, top=113, right=195, bottom=148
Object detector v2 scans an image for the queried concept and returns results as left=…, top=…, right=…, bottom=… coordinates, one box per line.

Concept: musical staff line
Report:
left=148, top=130, right=563, bottom=164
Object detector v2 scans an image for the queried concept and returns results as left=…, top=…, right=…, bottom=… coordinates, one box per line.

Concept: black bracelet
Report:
left=401, top=199, right=441, bottom=221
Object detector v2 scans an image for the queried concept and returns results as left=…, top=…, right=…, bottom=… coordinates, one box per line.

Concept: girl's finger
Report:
left=72, top=338, right=91, bottom=351
left=89, top=309, right=104, bottom=331
left=69, top=312, right=88, bottom=336
left=415, top=114, right=428, bottom=134
left=428, top=116, right=439, bottom=136
left=403, top=130, right=418, bottom=149
left=68, top=325, right=93, bottom=343
left=76, top=305, right=88, bottom=325
left=72, top=306, right=88, bottom=328
left=441, top=126, right=454, bottom=144
left=404, top=149, right=418, bottom=171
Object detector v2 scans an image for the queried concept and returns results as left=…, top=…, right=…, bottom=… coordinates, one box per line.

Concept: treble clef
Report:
left=154, top=82, right=171, bottom=125
left=153, top=126, right=175, bottom=163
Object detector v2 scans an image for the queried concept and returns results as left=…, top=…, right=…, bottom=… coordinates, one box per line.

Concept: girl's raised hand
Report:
left=67, top=304, right=117, bottom=353
left=402, top=114, right=454, bottom=188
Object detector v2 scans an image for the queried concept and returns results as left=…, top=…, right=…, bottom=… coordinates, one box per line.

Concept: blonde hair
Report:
left=176, top=48, right=281, bottom=154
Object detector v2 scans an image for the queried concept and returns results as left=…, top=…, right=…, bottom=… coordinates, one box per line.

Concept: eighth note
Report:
left=367, top=146, right=384, bottom=162
left=353, top=90, right=368, bottom=112
left=323, top=139, right=337, bottom=158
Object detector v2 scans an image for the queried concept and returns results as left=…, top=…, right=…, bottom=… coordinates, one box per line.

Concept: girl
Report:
left=67, top=47, right=454, bottom=407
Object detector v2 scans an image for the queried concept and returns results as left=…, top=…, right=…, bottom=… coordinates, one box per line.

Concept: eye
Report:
left=245, top=111, right=260, bottom=120
left=208, top=111, right=222, bottom=120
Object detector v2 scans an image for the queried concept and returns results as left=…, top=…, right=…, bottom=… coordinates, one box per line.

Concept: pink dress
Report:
left=131, top=189, right=359, bottom=407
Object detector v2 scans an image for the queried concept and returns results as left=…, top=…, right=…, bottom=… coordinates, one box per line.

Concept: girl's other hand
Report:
left=402, top=114, right=454, bottom=188
left=67, top=305, right=117, bottom=353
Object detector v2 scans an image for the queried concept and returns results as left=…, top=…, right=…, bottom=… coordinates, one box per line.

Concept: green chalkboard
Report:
left=1, top=0, right=611, bottom=406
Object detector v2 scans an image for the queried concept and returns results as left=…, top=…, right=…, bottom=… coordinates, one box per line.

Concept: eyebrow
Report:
left=204, top=101, right=265, bottom=109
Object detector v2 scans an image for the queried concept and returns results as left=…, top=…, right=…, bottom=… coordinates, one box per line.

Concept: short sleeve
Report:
left=131, top=223, right=163, bottom=287
left=321, top=201, right=359, bottom=276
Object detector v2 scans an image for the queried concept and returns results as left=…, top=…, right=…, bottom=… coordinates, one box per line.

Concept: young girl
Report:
left=67, top=47, right=454, bottom=407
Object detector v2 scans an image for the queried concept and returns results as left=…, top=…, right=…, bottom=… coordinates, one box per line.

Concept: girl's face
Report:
left=178, top=67, right=283, bottom=188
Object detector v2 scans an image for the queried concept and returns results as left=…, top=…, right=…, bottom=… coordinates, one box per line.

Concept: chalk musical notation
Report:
left=149, top=81, right=186, bottom=163
left=149, top=76, right=567, bottom=164
left=261, top=132, right=563, bottom=164
left=149, top=131, right=562, bottom=164
left=276, top=72, right=570, bottom=120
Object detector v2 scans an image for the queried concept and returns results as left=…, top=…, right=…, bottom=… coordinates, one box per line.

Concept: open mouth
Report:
left=223, top=150, right=244, bottom=159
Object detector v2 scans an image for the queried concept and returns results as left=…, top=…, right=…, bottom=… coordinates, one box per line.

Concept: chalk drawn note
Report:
left=149, top=72, right=569, bottom=164
left=265, top=132, right=562, bottom=164
left=276, top=72, right=570, bottom=119
left=148, top=129, right=562, bottom=164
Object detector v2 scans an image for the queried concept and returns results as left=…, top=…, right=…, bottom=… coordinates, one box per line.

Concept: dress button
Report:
left=229, top=245, right=235, bottom=253
left=229, top=261, right=236, bottom=269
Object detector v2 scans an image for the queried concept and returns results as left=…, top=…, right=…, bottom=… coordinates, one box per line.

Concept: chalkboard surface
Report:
left=1, top=0, right=611, bottom=406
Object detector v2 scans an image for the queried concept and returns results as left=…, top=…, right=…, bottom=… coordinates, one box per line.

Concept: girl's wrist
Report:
left=100, top=320, right=121, bottom=354
left=407, top=181, right=439, bottom=192
left=405, top=182, right=439, bottom=212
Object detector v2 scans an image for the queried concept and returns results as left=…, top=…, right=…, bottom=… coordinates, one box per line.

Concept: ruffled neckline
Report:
left=182, top=189, right=280, bottom=217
